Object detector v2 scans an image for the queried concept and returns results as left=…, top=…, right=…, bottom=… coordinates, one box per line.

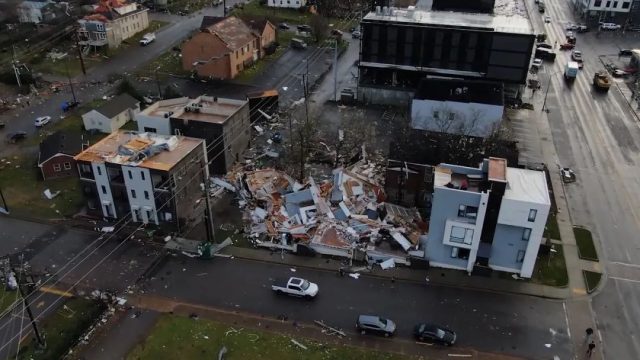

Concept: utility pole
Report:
left=74, top=28, right=87, bottom=76
left=0, top=186, right=8, bottom=214
left=155, top=67, right=163, bottom=99
left=65, top=60, right=77, bottom=104
left=11, top=45, right=21, bottom=87
left=14, top=257, right=46, bottom=349
left=333, top=39, right=338, bottom=102
left=201, top=159, right=215, bottom=244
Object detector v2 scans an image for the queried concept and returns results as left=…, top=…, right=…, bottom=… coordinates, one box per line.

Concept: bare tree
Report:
left=309, top=14, right=329, bottom=43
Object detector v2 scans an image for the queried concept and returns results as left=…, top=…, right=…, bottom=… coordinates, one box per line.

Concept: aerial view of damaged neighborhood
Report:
left=2, top=0, right=640, bottom=358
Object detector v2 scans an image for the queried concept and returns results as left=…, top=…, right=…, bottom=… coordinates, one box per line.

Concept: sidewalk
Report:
left=522, top=77, right=604, bottom=359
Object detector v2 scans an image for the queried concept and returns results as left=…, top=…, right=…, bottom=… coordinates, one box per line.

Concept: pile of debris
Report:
left=213, top=159, right=427, bottom=266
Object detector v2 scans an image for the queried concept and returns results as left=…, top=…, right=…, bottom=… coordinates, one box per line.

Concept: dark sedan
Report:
left=619, top=49, right=633, bottom=56
left=414, top=323, right=457, bottom=346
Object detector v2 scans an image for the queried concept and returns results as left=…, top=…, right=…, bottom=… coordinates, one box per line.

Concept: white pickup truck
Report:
left=271, top=277, right=319, bottom=298
left=140, top=33, right=156, bottom=46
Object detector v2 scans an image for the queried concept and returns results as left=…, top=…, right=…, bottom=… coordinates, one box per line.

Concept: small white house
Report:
left=267, top=0, right=306, bottom=9
left=411, top=78, right=504, bottom=138
left=82, top=93, right=141, bottom=134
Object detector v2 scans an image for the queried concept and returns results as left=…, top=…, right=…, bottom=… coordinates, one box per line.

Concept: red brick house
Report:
left=38, top=131, right=84, bottom=180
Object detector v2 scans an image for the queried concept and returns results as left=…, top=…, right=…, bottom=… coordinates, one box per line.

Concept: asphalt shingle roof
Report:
left=38, top=131, right=84, bottom=165
left=94, top=93, right=140, bottom=119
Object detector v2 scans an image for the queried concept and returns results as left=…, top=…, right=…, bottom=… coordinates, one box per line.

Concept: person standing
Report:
left=585, top=328, right=594, bottom=344
left=587, top=341, right=596, bottom=358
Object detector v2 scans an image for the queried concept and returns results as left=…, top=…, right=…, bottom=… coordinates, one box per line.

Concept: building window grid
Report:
left=53, top=163, right=61, bottom=172
left=131, top=189, right=137, bottom=199
left=450, top=226, right=473, bottom=245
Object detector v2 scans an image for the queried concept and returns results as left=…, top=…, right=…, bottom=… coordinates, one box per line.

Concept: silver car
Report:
left=356, top=315, right=396, bottom=337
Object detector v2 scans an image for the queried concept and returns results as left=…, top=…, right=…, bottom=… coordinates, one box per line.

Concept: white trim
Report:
left=38, top=153, right=75, bottom=167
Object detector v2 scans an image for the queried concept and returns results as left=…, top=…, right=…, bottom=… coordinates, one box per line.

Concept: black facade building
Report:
left=358, top=5, right=535, bottom=105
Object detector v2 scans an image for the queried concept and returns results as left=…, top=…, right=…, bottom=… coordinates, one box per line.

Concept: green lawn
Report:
left=583, top=270, right=602, bottom=294
left=0, top=156, right=86, bottom=219
left=574, top=226, right=598, bottom=261
left=128, top=314, right=411, bottom=360
left=544, top=212, right=561, bottom=241
left=18, top=297, right=105, bottom=360
left=136, top=50, right=188, bottom=78
left=232, top=0, right=311, bottom=25
left=531, top=243, right=569, bottom=287
left=0, top=287, right=21, bottom=315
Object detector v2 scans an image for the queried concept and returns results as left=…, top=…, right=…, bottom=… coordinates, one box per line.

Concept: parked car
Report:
left=535, top=48, right=556, bottom=61
left=139, top=33, right=156, bottom=46
left=356, top=315, right=396, bottom=337
left=560, top=167, right=576, bottom=183
left=577, top=25, right=589, bottom=32
left=566, top=23, right=579, bottom=31
left=279, top=22, right=290, bottom=30
left=619, top=49, right=633, bottom=56
left=271, top=277, right=318, bottom=298
left=34, top=116, right=51, bottom=127
left=571, top=50, right=582, bottom=62
left=600, top=23, right=621, bottom=30
left=612, top=68, right=629, bottom=77
left=560, top=43, right=575, bottom=50
left=352, top=30, right=362, bottom=39
left=532, top=58, right=543, bottom=69
left=297, top=24, right=312, bottom=33
left=330, top=29, right=343, bottom=39
left=6, top=131, right=27, bottom=143
left=544, top=15, right=551, bottom=23
left=414, top=323, right=457, bottom=346
left=536, top=43, right=552, bottom=50
left=566, top=31, right=575, bottom=38
left=290, top=38, right=307, bottom=50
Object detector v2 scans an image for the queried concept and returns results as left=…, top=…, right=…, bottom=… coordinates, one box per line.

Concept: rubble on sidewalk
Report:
left=213, top=155, right=428, bottom=266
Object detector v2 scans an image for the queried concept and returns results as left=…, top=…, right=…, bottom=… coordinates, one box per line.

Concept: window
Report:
left=528, top=209, right=537, bottom=222
left=450, top=226, right=473, bottom=245
left=141, top=171, right=145, bottom=181
left=63, top=162, right=71, bottom=170
left=448, top=112, right=455, bottom=121
left=131, top=189, right=137, bottom=198
left=101, top=185, right=107, bottom=194
left=613, top=1, right=618, bottom=7
left=458, top=205, right=478, bottom=219
left=144, top=191, right=149, bottom=200
left=143, top=127, right=157, bottom=133
left=522, top=228, right=531, bottom=241
left=97, top=167, right=102, bottom=176
left=606, top=1, right=611, bottom=6
left=433, top=111, right=439, bottom=119
left=594, top=0, right=602, bottom=5
left=53, top=164, right=61, bottom=172
left=516, top=250, right=525, bottom=263
left=128, top=170, right=132, bottom=179
left=623, top=1, right=630, bottom=8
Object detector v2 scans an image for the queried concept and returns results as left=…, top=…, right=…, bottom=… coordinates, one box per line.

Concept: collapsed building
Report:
left=218, top=160, right=428, bottom=267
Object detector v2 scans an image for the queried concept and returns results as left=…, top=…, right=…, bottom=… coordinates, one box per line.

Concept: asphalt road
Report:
left=0, top=4, right=234, bottom=154
left=143, top=256, right=572, bottom=359
left=528, top=1, right=640, bottom=359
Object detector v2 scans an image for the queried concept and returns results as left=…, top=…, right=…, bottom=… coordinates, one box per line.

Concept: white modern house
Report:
left=82, top=93, right=141, bottom=133
left=411, top=78, right=504, bottom=138
left=135, top=97, right=191, bottom=135
left=267, top=0, right=306, bottom=9
left=425, top=157, right=550, bottom=278
left=74, top=131, right=208, bottom=233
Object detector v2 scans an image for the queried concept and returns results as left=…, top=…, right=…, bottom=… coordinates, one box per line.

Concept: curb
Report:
left=224, top=247, right=571, bottom=301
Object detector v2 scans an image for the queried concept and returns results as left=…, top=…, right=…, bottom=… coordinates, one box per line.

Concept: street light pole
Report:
left=541, top=70, right=558, bottom=113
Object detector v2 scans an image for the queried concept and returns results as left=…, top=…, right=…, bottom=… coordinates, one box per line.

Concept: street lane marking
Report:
left=610, top=276, right=640, bottom=284
left=611, top=261, right=640, bottom=268
left=562, top=302, right=571, bottom=338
